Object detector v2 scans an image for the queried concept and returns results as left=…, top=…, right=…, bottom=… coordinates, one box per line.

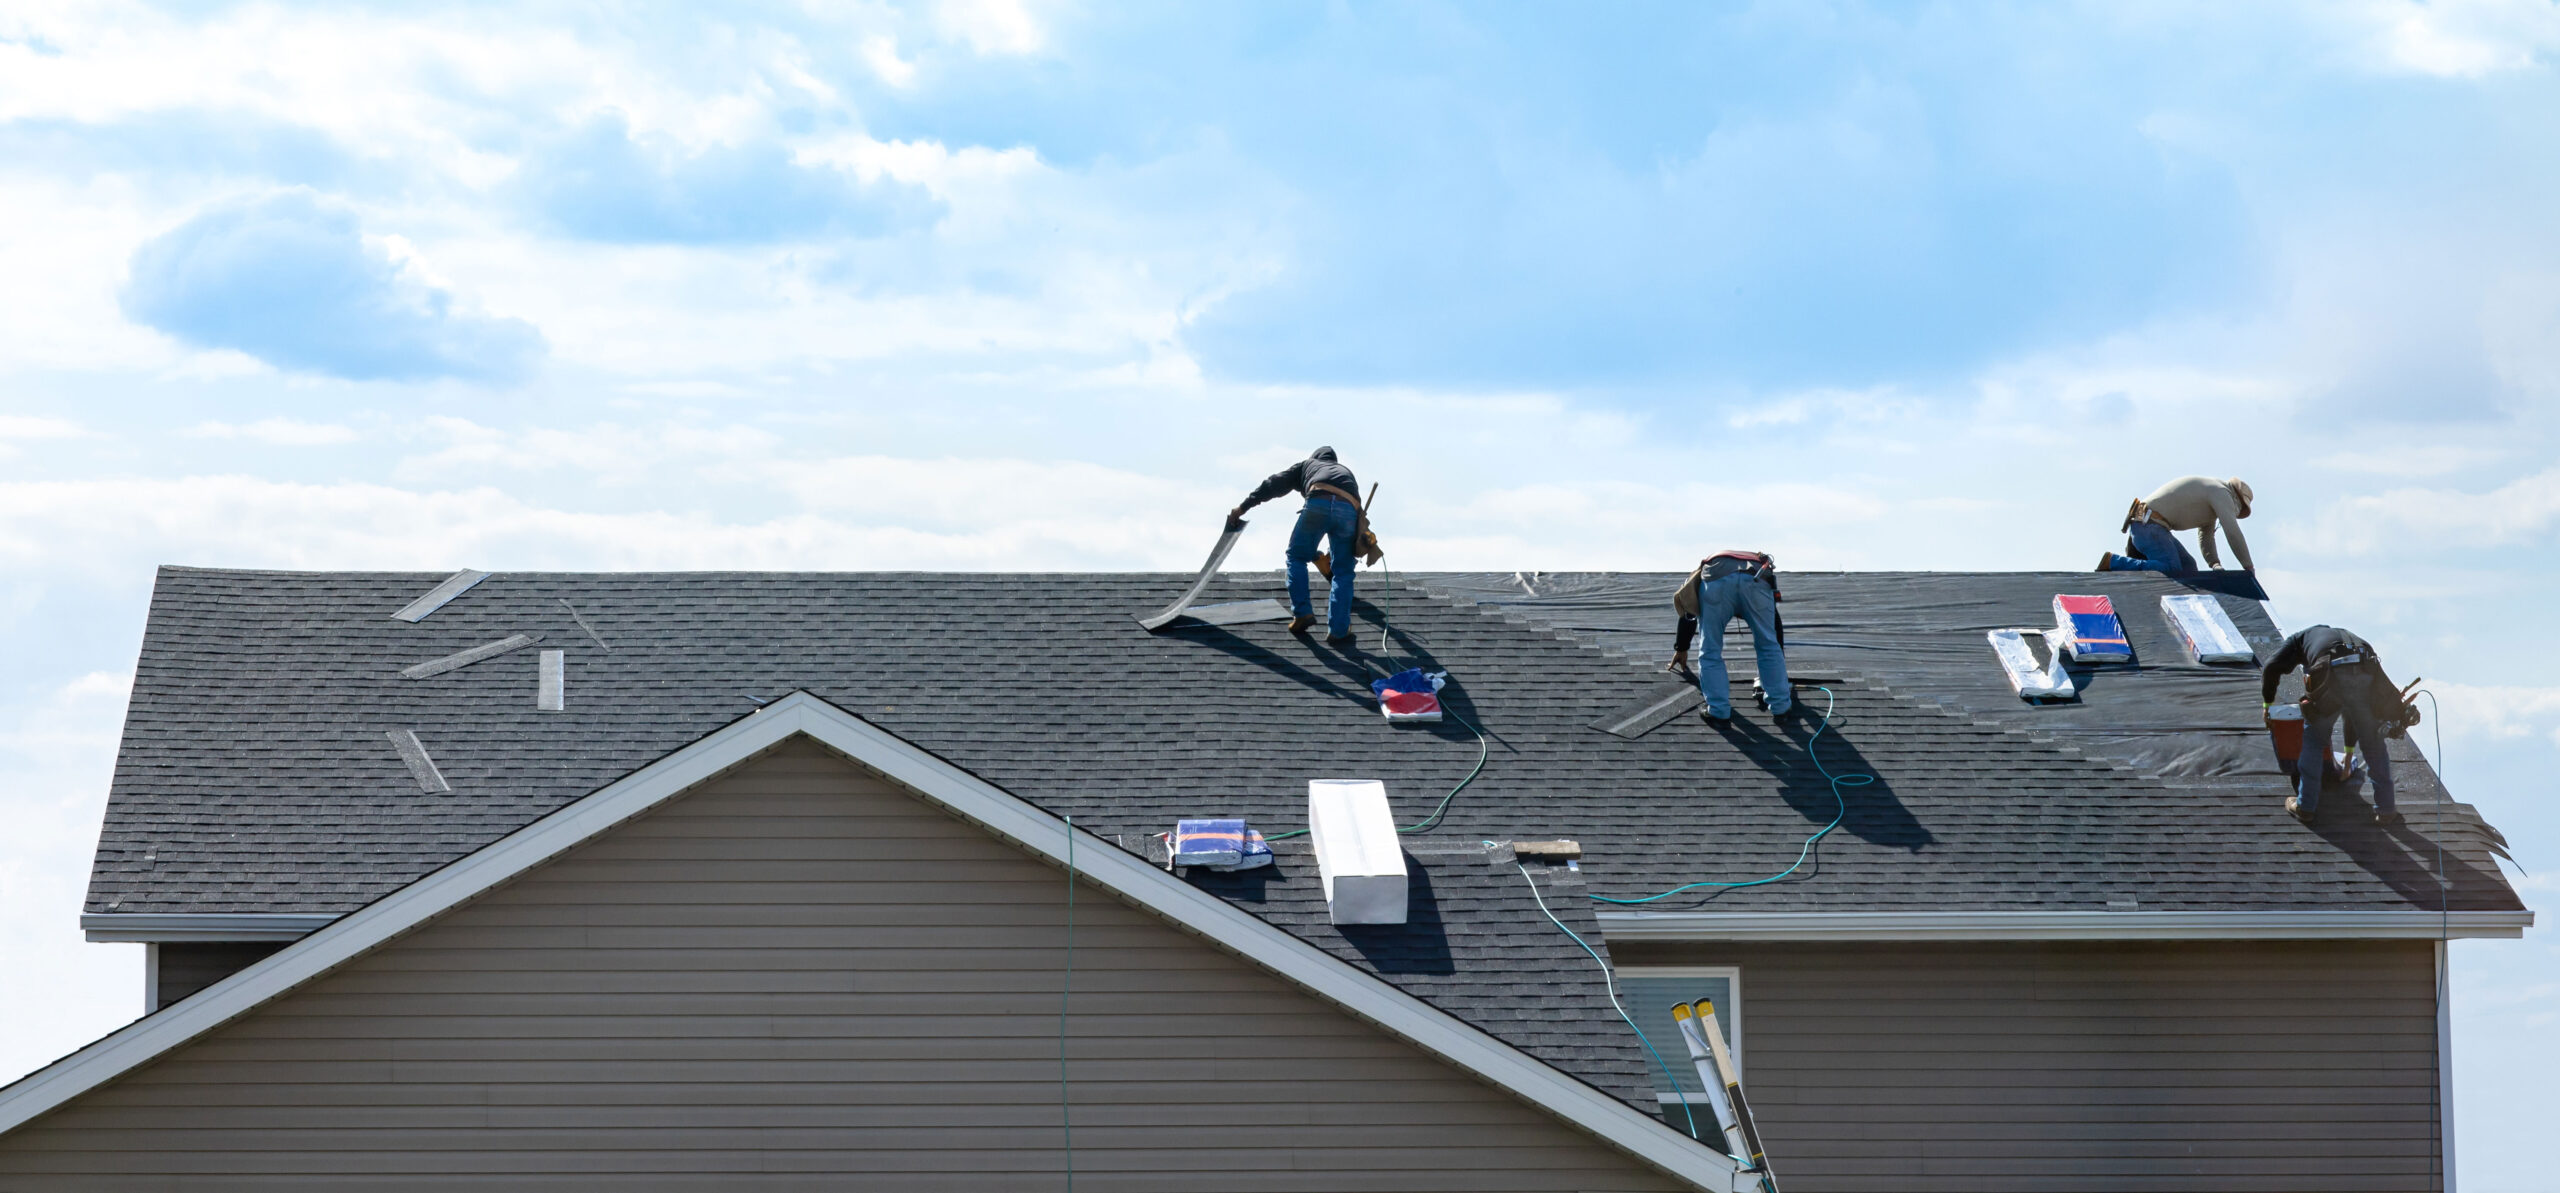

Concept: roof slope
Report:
left=20, top=694, right=1738, bottom=1189
left=91, top=566, right=2520, bottom=927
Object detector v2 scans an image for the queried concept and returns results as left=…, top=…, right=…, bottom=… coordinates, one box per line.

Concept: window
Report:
left=1615, top=966, right=1741, bottom=1124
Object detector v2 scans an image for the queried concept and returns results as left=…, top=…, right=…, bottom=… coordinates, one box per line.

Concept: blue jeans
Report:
left=1695, top=573, right=1789, bottom=716
left=2107, top=520, right=2197, bottom=574
left=1286, top=497, right=1360, bottom=638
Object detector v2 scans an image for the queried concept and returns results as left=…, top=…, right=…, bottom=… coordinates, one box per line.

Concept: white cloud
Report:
left=2420, top=682, right=2560, bottom=748
left=935, top=0, right=1045, bottom=55
left=2315, top=445, right=2509, bottom=477
left=0, top=416, right=84, bottom=440
left=861, top=34, right=918, bottom=88
left=183, top=418, right=360, bottom=446
left=2362, top=0, right=2560, bottom=77
left=2306, top=466, right=2560, bottom=554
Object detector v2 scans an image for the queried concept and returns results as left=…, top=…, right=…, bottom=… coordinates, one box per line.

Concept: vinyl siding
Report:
left=0, top=740, right=1689, bottom=1193
left=1614, top=939, right=2443, bottom=1192
left=152, top=941, right=285, bottom=1010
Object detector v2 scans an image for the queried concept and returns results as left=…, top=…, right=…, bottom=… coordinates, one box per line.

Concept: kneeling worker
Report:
left=1669, top=551, right=1789, bottom=720
left=1230, top=446, right=1378, bottom=646
left=2099, top=475, right=2255, bottom=574
left=2262, top=624, right=2417, bottom=828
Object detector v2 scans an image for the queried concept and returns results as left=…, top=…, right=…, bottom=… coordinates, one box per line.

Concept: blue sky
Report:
left=2, top=0, right=2557, bottom=1183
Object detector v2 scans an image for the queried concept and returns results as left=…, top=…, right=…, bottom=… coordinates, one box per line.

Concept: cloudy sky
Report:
left=2, top=0, right=2556, bottom=1182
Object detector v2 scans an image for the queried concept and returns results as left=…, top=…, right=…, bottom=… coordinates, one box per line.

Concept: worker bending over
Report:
left=2262, top=624, right=2416, bottom=828
left=2099, top=476, right=2255, bottom=574
left=1230, top=446, right=1378, bottom=645
left=1669, top=551, right=1790, bottom=721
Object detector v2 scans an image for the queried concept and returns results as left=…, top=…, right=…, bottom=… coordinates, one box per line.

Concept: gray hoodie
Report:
left=1239, top=446, right=1361, bottom=512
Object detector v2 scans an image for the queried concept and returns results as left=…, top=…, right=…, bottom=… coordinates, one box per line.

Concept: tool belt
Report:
left=2122, top=499, right=2154, bottom=531
left=1307, top=483, right=1385, bottom=577
left=1702, top=550, right=1781, bottom=601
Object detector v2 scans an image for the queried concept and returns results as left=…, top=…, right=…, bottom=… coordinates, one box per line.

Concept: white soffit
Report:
left=1597, top=909, right=2535, bottom=942
left=0, top=693, right=1744, bottom=1192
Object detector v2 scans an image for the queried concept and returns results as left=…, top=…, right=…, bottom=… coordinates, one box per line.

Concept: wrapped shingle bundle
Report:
left=2162, top=593, right=2254, bottom=664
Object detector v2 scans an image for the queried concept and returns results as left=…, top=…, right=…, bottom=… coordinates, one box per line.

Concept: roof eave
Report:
left=1597, top=909, right=2535, bottom=942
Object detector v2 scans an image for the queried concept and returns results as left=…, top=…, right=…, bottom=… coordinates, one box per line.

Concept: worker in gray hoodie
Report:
left=2099, top=476, right=2255, bottom=574
left=1231, top=447, right=1374, bottom=645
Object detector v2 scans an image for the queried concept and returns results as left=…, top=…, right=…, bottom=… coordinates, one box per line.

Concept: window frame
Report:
left=1615, top=963, right=1743, bottom=1106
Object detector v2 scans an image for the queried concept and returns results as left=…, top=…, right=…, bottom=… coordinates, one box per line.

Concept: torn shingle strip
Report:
left=537, top=649, right=564, bottom=711
left=1591, top=680, right=1702, bottom=739
left=384, top=729, right=450, bottom=793
left=558, top=598, right=611, bottom=651
left=388, top=569, right=491, bottom=623
left=401, top=634, right=541, bottom=680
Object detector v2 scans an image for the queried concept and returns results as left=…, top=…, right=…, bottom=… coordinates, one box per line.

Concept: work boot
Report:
left=2374, top=810, right=2405, bottom=828
left=2285, top=796, right=2313, bottom=825
left=1325, top=633, right=1356, bottom=649
left=2095, top=553, right=2113, bottom=573
left=1699, top=707, right=1731, bottom=724
left=1287, top=614, right=1315, bottom=635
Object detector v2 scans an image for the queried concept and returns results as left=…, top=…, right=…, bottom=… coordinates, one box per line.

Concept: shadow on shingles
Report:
left=1335, top=860, right=1455, bottom=975
left=2302, top=784, right=2506, bottom=910
left=1705, top=704, right=1935, bottom=853
left=1168, top=625, right=1378, bottom=708
left=1184, top=860, right=1278, bottom=905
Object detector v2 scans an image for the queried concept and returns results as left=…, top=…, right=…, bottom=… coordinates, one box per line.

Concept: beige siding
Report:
left=1615, top=939, right=2443, bottom=1193
left=2, top=740, right=1687, bottom=1192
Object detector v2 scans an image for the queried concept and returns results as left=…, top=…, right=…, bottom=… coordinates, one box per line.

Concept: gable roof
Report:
left=89, top=567, right=2524, bottom=933
left=8, top=692, right=1746, bottom=1191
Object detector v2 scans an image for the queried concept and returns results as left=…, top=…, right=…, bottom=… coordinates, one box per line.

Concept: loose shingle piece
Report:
left=384, top=729, right=450, bottom=794
left=537, top=649, right=564, bottom=711
left=387, top=569, right=491, bottom=623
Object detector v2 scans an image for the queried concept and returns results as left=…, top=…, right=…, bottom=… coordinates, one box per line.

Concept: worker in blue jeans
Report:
left=1668, top=551, right=1791, bottom=720
left=1232, top=446, right=1369, bottom=645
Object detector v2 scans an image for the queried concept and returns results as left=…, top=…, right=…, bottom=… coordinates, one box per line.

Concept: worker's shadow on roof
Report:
left=1164, top=625, right=1382, bottom=709
left=1334, top=858, right=1456, bottom=975
left=1707, top=713, right=1934, bottom=853
left=2304, top=774, right=2510, bottom=910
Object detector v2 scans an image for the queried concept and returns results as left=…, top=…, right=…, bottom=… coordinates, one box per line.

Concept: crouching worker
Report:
left=1669, top=551, right=1789, bottom=721
left=2100, top=475, right=2255, bottom=574
left=2262, top=624, right=2419, bottom=828
left=1230, top=446, right=1375, bottom=647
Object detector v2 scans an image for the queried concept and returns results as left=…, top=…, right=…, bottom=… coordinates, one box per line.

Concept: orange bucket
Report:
left=2266, top=703, right=2305, bottom=775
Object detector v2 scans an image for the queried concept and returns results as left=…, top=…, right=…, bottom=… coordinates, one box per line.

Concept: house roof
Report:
left=15, top=693, right=1745, bottom=1191
left=90, top=566, right=2525, bottom=930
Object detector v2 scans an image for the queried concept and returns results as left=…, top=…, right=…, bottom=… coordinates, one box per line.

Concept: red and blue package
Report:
left=1371, top=668, right=1448, bottom=723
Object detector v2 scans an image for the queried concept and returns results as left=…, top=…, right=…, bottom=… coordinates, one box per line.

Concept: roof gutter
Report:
left=1596, top=909, right=2535, bottom=942
left=82, top=914, right=338, bottom=943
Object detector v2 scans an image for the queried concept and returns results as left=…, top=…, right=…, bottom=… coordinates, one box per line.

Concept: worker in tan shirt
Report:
left=2098, top=476, right=2255, bottom=574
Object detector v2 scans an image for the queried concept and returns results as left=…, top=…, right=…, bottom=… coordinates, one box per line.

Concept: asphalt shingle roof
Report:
left=92, top=567, right=2519, bottom=924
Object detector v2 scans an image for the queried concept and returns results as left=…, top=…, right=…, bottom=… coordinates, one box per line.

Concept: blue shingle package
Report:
left=1171, top=819, right=1273, bottom=871
left=2051, top=595, right=2134, bottom=664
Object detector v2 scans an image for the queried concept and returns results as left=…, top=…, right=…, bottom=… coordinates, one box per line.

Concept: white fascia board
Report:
left=1597, top=909, right=2535, bottom=942
left=2, top=693, right=1742, bottom=1192
left=81, top=914, right=338, bottom=943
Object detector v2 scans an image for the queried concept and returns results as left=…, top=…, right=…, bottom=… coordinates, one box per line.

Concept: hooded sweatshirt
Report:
left=2139, top=476, right=2255, bottom=571
left=1238, top=447, right=1361, bottom=512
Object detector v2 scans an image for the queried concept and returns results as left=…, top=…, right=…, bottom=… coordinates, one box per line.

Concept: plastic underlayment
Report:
left=1409, top=571, right=2330, bottom=786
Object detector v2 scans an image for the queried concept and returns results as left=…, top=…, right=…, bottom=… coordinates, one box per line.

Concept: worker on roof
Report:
left=2262, top=625, right=2417, bottom=828
left=1668, top=551, right=1790, bottom=721
left=2097, top=476, right=2255, bottom=574
left=1230, top=446, right=1379, bottom=646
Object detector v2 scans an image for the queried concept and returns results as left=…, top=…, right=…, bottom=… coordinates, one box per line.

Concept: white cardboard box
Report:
left=1307, top=779, right=1408, bottom=925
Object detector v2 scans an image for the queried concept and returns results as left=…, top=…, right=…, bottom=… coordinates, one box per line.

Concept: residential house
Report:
left=0, top=567, right=2527, bottom=1191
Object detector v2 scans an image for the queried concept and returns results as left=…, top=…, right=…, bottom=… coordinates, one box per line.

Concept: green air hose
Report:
left=1591, top=686, right=1875, bottom=904
left=1515, top=860, right=1704, bottom=1143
